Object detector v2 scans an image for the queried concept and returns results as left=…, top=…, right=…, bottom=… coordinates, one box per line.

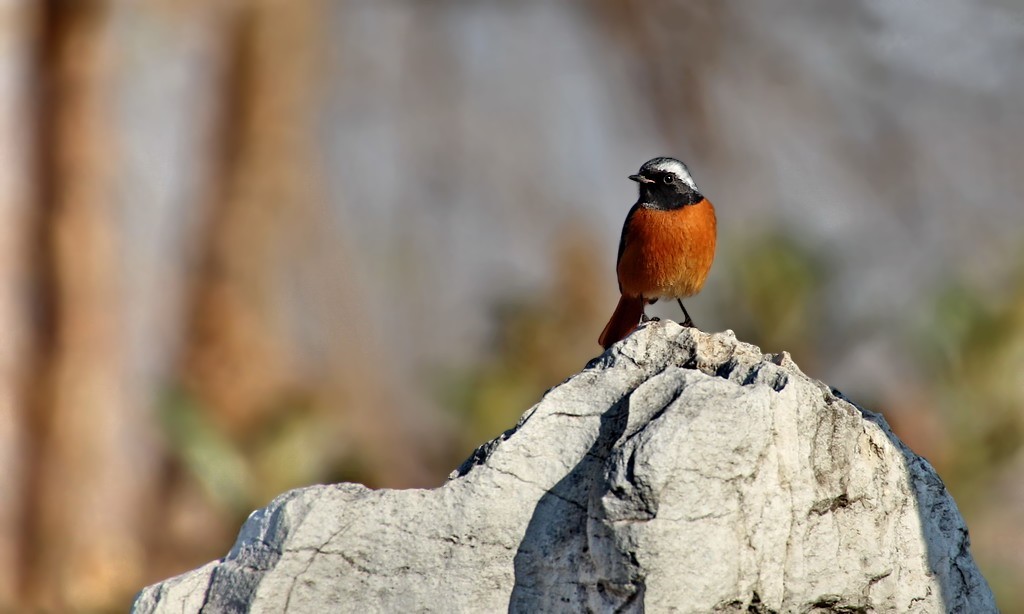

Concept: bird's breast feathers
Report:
left=617, top=198, right=717, bottom=299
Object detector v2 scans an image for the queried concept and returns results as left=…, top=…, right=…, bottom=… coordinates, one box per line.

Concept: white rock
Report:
left=133, top=323, right=996, bottom=613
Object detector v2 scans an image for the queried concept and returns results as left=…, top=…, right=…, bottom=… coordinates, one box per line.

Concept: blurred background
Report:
left=0, top=0, right=1022, bottom=610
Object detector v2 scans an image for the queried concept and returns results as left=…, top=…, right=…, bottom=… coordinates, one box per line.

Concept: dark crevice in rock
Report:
left=693, top=349, right=790, bottom=393
left=282, top=550, right=318, bottom=612
left=451, top=424, right=520, bottom=478
left=715, top=356, right=741, bottom=379
left=809, top=493, right=861, bottom=516
left=740, top=364, right=789, bottom=391
left=807, top=595, right=870, bottom=613
left=748, top=591, right=779, bottom=614
left=713, top=592, right=779, bottom=613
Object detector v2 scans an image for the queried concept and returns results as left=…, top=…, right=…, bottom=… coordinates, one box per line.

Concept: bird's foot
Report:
left=641, top=314, right=660, bottom=323
left=681, top=317, right=696, bottom=328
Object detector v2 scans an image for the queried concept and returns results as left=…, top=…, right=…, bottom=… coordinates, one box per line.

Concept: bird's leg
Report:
left=641, top=297, right=660, bottom=322
left=677, top=299, right=695, bottom=328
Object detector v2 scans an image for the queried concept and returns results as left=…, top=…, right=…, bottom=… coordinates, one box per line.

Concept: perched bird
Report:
left=598, top=157, right=717, bottom=349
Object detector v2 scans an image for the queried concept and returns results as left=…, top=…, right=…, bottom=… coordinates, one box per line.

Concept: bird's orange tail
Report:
left=598, top=295, right=645, bottom=349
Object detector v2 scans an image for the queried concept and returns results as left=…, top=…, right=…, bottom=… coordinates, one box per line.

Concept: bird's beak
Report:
left=629, top=174, right=654, bottom=184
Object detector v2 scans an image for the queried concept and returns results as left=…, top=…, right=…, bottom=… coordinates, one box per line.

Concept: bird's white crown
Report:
left=642, top=157, right=696, bottom=190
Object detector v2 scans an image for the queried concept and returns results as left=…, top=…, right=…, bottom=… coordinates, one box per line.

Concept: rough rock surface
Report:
left=133, top=323, right=996, bottom=613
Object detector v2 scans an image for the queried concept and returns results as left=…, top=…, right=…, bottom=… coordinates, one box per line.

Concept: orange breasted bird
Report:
left=598, top=157, right=717, bottom=349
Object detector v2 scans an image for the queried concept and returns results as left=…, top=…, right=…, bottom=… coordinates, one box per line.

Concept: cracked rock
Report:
left=133, top=323, right=996, bottom=613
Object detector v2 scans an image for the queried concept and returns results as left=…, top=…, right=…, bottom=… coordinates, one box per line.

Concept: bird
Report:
left=598, top=157, right=717, bottom=349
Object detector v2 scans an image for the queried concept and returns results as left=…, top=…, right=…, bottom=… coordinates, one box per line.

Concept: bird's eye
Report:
left=663, top=175, right=674, bottom=185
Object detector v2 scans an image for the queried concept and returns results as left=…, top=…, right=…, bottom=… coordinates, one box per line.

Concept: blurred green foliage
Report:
left=160, top=388, right=253, bottom=513
left=919, top=274, right=1024, bottom=498
left=715, top=231, right=828, bottom=367
left=160, top=387, right=331, bottom=517
left=439, top=296, right=586, bottom=452
left=436, top=231, right=608, bottom=455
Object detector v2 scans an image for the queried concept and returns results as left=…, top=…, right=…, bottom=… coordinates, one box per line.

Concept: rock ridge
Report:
left=133, top=322, right=997, bottom=613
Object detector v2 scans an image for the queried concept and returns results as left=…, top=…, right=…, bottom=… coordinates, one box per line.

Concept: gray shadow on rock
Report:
left=509, top=391, right=637, bottom=613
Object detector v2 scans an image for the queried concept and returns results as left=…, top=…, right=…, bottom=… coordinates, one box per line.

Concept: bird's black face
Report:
left=630, top=157, right=702, bottom=210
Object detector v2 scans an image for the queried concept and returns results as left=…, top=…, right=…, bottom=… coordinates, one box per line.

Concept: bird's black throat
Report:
left=638, top=184, right=703, bottom=211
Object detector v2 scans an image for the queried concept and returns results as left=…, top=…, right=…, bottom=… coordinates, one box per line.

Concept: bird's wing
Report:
left=615, top=203, right=642, bottom=293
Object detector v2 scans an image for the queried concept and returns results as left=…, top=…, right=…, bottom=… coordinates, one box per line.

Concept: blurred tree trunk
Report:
left=182, top=0, right=316, bottom=438
left=0, top=0, right=35, bottom=606
left=27, top=0, right=157, bottom=608
left=182, top=0, right=447, bottom=490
